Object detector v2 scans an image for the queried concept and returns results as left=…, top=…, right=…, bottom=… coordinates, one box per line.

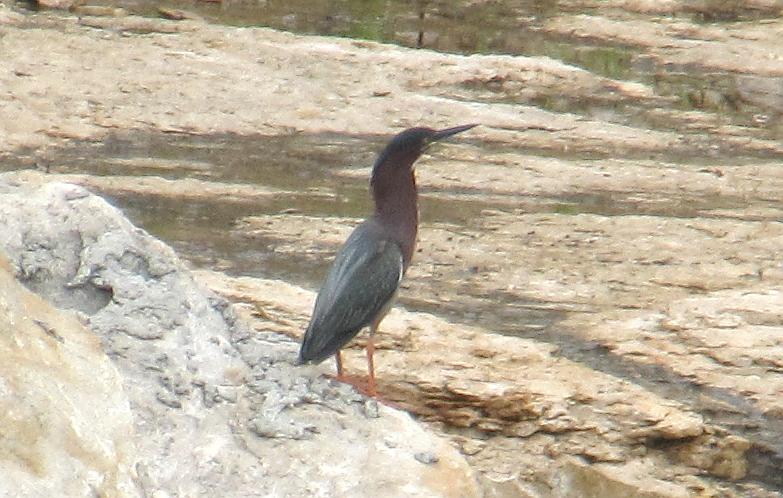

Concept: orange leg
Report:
left=330, top=326, right=380, bottom=398
left=335, top=350, right=344, bottom=379
left=366, top=332, right=377, bottom=397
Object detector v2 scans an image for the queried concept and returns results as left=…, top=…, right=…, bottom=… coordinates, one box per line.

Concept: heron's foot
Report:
left=326, top=373, right=410, bottom=410
left=327, top=373, right=379, bottom=398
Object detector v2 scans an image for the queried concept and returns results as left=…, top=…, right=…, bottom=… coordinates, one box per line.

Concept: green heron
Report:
left=297, top=124, right=477, bottom=396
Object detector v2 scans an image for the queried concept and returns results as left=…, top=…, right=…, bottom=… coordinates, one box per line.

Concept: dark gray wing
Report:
left=298, top=221, right=403, bottom=364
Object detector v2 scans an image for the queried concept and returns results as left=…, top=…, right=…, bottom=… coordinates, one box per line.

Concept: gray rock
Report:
left=0, top=177, right=481, bottom=498
left=415, top=451, right=441, bottom=465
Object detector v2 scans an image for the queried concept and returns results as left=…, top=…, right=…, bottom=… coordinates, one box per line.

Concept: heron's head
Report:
left=372, top=124, right=477, bottom=176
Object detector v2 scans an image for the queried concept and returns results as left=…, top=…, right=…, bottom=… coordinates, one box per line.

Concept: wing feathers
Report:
left=298, top=222, right=403, bottom=364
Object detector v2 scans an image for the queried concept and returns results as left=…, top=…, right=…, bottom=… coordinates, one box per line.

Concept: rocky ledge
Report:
left=0, top=176, right=480, bottom=498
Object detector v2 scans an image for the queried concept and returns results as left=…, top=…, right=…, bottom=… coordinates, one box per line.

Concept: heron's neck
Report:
left=371, top=169, right=418, bottom=268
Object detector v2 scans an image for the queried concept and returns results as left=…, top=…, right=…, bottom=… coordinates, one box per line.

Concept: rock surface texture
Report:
left=0, top=256, right=138, bottom=498
left=0, top=177, right=481, bottom=498
left=194, top=268, right=782, bottom=498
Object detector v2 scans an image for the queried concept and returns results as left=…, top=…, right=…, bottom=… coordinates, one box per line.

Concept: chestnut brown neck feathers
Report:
left=370, top=148, right=420, bottom=268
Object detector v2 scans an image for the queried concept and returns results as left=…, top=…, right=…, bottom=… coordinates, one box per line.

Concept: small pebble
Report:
left=414, top=451, right=439, bottom=465
left=363, top=399, right=380, bottom=418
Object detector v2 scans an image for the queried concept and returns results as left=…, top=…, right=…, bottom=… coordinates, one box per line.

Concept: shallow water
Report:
left=0, top=129, right=765, bottom=285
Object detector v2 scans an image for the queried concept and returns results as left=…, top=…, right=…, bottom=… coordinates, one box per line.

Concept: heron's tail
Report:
left=298, top=322, right=347, bottom=366
left=297, top=325, right=326, bottom=365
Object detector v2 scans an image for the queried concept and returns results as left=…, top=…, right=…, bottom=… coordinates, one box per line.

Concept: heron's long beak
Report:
left=431, top=123, right=478, bottom=142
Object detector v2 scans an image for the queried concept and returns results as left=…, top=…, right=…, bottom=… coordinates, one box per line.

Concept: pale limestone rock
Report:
left=71, top=6, right=127, bottom=17
left=0, top=11, right=679, bottom=154
left=34, top=0, right=75, bottom=10
left=0, top=2, right=23, bottom=24
left=556, top=458, right=691, bottom=498
left=544, top=14, right=783, bottom=77
left=0, top=178, right=481, bottom=498
left=0, top=256, right=139, bottom=498
left=674, top=433, right=751, bottom=481
left=628, top=410, right=704, bottom=441
left=193, top=270, right=711, bottom=498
